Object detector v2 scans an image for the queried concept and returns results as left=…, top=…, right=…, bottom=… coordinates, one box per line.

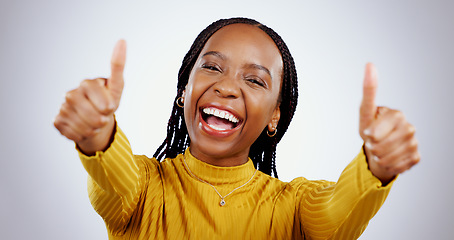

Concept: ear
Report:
left=267, top=105, right=281, bottom=132
left=182, top=89, right=186, bottom=102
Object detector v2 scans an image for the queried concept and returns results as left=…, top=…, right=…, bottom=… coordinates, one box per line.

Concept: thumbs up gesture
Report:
left=359, top=63, right=420, bottom=184
left=54, top=40, right=127, bottom=155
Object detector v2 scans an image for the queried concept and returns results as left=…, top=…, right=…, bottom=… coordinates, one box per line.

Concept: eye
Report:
left=201, top=63, right=222, bottom=72
left=245, top=77, right=266, bottom=88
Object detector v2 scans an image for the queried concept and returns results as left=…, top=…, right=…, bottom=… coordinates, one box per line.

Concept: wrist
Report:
left=363, top=144, right=396, bottom=186
left=77, top=116, right=116, bottom=155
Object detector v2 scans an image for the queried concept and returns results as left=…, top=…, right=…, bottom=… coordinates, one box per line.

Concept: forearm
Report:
left=299, top=149, right=394, bottom=239
left=78, top=124, right=144, bottom=235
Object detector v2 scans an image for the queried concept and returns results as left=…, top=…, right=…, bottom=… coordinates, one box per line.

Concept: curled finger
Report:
left=387, top=152, right=421, bottom=174
left=79, top=78, right=115, bottom=115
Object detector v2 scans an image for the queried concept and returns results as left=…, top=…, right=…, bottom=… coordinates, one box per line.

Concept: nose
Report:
left=213, top=75, right=241, bottom=99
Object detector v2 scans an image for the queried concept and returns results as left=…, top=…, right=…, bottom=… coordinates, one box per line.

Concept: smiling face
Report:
left=183, top=23, right=283, bottom=167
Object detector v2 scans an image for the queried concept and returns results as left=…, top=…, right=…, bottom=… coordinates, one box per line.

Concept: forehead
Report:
left=200, top=24, right=283, bottom=74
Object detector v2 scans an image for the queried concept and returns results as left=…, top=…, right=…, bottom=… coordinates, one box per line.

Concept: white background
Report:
left=1, top=0, right=453, bottom=239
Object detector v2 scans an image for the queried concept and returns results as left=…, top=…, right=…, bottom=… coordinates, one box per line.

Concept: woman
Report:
left=54, top=18, right=419, bottom=239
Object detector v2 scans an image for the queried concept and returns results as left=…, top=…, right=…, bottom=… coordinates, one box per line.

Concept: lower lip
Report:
left=198, top=113, right=241, bottom=138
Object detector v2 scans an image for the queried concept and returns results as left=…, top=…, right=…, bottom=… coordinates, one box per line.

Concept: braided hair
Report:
left=153, top=17, right=298, bottom=178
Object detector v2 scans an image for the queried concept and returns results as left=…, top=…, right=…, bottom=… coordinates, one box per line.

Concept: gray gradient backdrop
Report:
left=1, top=0, right=453, bottom=239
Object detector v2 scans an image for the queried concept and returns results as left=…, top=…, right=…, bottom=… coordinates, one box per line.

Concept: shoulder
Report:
left=253, top=172, right=328, bottom=197
left=261, top=175, right=337, bottom=200
left=131, top=154, right=185, bottom=179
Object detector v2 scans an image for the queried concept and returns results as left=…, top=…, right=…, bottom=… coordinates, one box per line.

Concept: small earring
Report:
left=176, top=97, right=184, bottom=108
left=267, top=128, right=277, bottom=137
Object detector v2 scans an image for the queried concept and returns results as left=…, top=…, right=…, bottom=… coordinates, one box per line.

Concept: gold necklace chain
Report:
left=183, top=155, right=258, bottom=206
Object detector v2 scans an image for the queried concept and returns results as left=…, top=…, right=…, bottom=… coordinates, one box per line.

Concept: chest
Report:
left=144, top=176, right=301, bottom=239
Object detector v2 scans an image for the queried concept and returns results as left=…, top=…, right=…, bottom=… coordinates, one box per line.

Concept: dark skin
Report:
left=54, top=25, right=419, bottom=184
left=183, top=24, right=282, bottom=167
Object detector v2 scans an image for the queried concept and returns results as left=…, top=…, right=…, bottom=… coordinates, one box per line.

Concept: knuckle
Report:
left=407, top=124, right=416, bottom=134
left=101, top=102, right=115, bottom=114
left=95, top=77, right=107, bottom=86
left=368, top=147, right=378, bottom=157
left=377, top=159, right=388, bottom=168
left=410, top=138, right=419, bottom=148
left=373, top=144, right=384, bottom=155
left=53, top=117, right=63, bottom=130
left=368, top=143, right=387, bottom=157
left=412, top=158, right=420, bottom=166
left=83, top=128, right=96, bottom=138
left=57, top=126, right=69, bottom=137
left=365, top=141, right=374, bottom=151
left=80, top=79, right=93, bottom=88
left=65, top=89, right=82, bottom=106
left=95, top=103, right=110, bottom=115
left=80, top=78, right=106, bottom=90
left=377, top=106, right=387, bottom=114
left=59, top=126, right=77, bottom=141
left=394, top=110, right=405, bottom=121
left=59, top=103, right=71, bottom=117
left=411, top=153, right=421, bottom=164
left=65, top=89, right=76, bottom=102
left=369, top=148, right=379, bottom=157
left=100, top=104, right=112, bottom=114
left=93, top=115, right=107, bottom=128
left=405, top=124, right=416, bottom=137
left=407, top=138, right=418, bottom=152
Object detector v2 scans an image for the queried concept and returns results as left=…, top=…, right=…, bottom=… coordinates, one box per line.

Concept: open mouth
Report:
left=200, top=107, right=242, bottom=131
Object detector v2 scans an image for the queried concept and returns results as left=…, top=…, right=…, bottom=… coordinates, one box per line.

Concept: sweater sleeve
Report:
left=77, top=124, right=148, bottom=236
left=297, top=149, right=395, bottom=240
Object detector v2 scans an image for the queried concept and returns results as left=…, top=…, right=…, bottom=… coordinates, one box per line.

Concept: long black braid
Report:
left=153, top=17, right=298, bottom=178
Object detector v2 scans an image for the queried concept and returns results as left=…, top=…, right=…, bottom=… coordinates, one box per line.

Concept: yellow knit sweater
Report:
left=79, top=125, right=393, bottom=239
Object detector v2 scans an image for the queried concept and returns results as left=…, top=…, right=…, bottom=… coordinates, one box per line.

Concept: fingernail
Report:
left=363, top=128, right=371, bottom=136
left=373, top=155, right=380, bottom=162
left=365, top=141, right=373, bottom=150
left=101, top=115, right=110, bottom=123
left=107, top=102, right=115, bottom=112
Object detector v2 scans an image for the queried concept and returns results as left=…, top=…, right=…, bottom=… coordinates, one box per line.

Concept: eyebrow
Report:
left=202, top=51, right=226, bottom=60
left=245, top=63, right=272, bottom=79
left=202, top=51, right=272, bottom=79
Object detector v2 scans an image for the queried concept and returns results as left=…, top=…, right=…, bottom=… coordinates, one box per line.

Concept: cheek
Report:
left=245, top=92, right=278, bottom=126
left=184, top=73, right=212, bottom=120
left=187, top=70, right=218, bottom=99
left=183, top=75, right=197, bottom=124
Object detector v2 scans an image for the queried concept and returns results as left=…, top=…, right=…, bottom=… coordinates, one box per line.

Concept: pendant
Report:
left=220, top=199, right=226, bottom=206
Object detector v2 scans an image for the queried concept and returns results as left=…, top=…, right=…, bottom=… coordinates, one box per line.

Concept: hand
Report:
left=54, top=40, right=127, bottom=155
left=359, top=63, right=420, bottom=185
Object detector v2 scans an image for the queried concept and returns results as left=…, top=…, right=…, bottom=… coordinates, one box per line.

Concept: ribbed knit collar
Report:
left=181, top=148, right=257, bottom=186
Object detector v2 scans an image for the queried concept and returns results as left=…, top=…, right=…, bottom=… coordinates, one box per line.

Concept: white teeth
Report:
left=202, top=107, right=239, bottom=123
left=209, top=124, right=226, bottom=131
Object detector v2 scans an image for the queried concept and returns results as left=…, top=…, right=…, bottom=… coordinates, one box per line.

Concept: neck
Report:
left=181, top=148, right=256, bottom=186
left=188, top=146, right=250, bottom=167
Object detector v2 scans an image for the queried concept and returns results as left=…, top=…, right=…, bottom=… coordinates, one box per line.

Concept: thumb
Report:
left=359, top=62, right=378, bottom=138
left=108, top=39, right=126, bottom=102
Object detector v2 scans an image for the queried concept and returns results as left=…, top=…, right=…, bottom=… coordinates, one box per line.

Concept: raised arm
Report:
left=54, top=41, right=147, bottom=235
left=359, top=63, right=420, bottom=185
left=299, top=63, right=420, bottom=239
left=54, top=39, right=126, bottom=155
